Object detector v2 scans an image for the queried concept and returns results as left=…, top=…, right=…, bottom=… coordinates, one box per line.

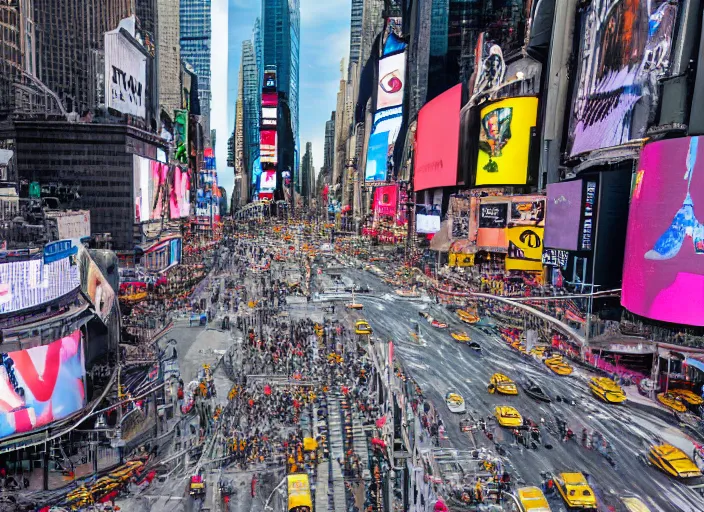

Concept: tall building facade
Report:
left=261, top=0, right=299, bottom=153
left=0, top=0, right=36, bottom=115
left=233, top=61, right=246, bottom=205
left=242, top=40, right=260, bottom=186
left=252, top=17, right=263, bottom=87
left=32, top=0, right=132, bottom=114
left=180, top=0, right=211, bottom=131
left=349, top=0, right=363, bottom=72
left=300, top=141, right=313, bottom=204
left=158, top=0, right=181, bottom=118
left=323, top=112, right=335, bottom=184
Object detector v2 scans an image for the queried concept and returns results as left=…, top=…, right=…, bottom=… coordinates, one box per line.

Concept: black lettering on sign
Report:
left=520, top=229, right=541, bottom=248
left=111, top=65, right=143, bottom=108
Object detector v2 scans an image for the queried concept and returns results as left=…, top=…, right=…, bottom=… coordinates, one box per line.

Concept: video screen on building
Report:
left=414, top=84, right=461, bottom=192
left=169, top=166, right=190, bottom=219
left=0, top=331, right=85, bottom=439
left=506, top=226, right=544, bottom=271
left=477, top=199, right=509, bottom=251
left=377, top=52, right=406, bottom=110
left=260, top=169, right=277, bottom=193
left=545, top=181, right=584, bottom=251
left=0, top=256, right=80, bottom=316
left=260, top=130, right=277, bottom=164
left=262, top=107, right=277, bottom=120
left=567, top=0, right=678, bottom=157
left=622, top=137, right=704, bottom=326
left=262, top=92, right=278, bottom=107
left=133, top=156, right=167, bottom=222
left=476, top=96, right=538, bottom=186
left=365, top=107, right=402, bottom=182
left=509, top=196, right=545, bottom=226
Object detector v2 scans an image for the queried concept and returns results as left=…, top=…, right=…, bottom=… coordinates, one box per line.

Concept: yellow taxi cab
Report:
left=516, top=486, right=551, bottom=512
left=588, top=377, right=627, bottom=404
left=621, top=496, right=651, bottom=512
left=657, top=392, right=687, bottom=413
left=450, top=331, right=471, bottom=343
left=530, top=346, right=547, bottom=358
left=669, top=388, right=704, bottom=407
left=554, top=472, right=597, bottom=509
left=544, top=355, right=573, bottom=376
left=457, top=309, right=480, bottom=324
left=494, top=405, right=523, bottom=428
left=488, top=373, right=518, bottom=395
left=355, top=320, right=372, bottom=335
left=647, top=443, right=702, bottom=479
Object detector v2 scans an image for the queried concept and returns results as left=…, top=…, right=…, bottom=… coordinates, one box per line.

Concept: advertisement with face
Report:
left=0, top=332, right=85, bottom=438
left=476, top=96, right=538, bottom=186
left=477, top=200, right=508, bottom=251
left=0, top=256, right=80, bottom=315
left=377, top=52, right=406, bottom=110
left=506, top=227, right=544, bottom=271
left=545, top=180, right=584, bottom=251
left=169, top=166, right=191, bottom=219
left=622, top=137, right=704, bottom=326
left=567, top=0, right=678, bottom=156
left=365, top=108, right=402, bottom=182
left=78, top=246, right=115, bottom=321
left=414, top=84, right=462, bottom=191
left=509, top=196, right=545, bottom=226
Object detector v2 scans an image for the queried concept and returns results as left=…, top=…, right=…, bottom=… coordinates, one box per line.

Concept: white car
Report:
left=445, top=392, right=466, bottom=413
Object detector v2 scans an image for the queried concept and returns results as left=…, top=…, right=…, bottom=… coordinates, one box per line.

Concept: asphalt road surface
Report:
left=337, top=266, right=704, bottom=512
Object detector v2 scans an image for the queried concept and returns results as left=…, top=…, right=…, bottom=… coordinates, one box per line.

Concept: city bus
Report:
left=287, top=473, right=312, bottom=512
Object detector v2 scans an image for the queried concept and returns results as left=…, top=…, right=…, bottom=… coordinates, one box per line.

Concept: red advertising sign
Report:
left=414, top=84, right=462, bottom=191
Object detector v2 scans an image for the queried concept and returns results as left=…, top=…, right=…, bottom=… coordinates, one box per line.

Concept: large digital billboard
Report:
left=414, top=84, right=462, bottom=192
left=260, top=169, right=277, bottom=194
left=477, top=199, right=508, bottom=251
left=260, top=129, right=277, bottom=164
left=567, top=0, right=678, bottom=157
left=476, top=96, right=537, bottom=186
left=0, top=256, right=80, bottom=315
left=78, top=246, right=115, bottom=321
left=133, top=156, right=167, bottom=222
left=0, top=331, right=85, bottom=438
left=622, top=137, right=704, bottom=326
left=509, top=195, right=545, bottom=226
left=545, top=181, right=583, bottom=251
left=373, top=185, right=398, bottom=216
left=365, top=107, right=402, bottom=182
left=506, top=227, right=544, bottom=271
left=169, top=166, right=190, bottom=219
left=377, top=52, right=406, bottom=110
left=104, top=25, right=147, bottom=118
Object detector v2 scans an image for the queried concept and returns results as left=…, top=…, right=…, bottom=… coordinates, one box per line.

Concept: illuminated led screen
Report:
left=622, top=137, right=704, bottom=326
left=506, top=227, right=544, bottom=271
left=133, top=156, right=167, bottom=222
left=0, top=331, right=85, bottom=438
left=365, top=107, right=402, bottom=182
left=169, top=167, right=190, bottom=219
left=544, top=181, right=584, bottom=251
left=567, top=0, right=678, bottom=156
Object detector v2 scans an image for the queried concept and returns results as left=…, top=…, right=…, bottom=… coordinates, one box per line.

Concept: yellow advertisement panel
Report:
left=506, top=226, right=544, bottom=271
left=476, top=97, right=538, bottom=186
left=455, top=254, right=475, bottom=267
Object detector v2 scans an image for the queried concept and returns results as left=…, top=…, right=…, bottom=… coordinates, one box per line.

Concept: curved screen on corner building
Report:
left=622, top=137, right=704, bottom=326
left=414, top=84, right=462, bottom=192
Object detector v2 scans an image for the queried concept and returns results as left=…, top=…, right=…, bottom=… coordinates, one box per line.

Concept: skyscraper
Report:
left=242, top=40, right=260, bottom=184
left=261, top=0, right=299, bottom=148
left=301, top=141, right=313, bottom=205
left=323, top=112, right=335, bottom=184
left=158, top=0, right=181, bottom=118
left=234, top=60, right=246, bottom=203
left=0, top=0, right=36, bottom=115
left=180, top=0, right=211, bottom=132
left=349, top=0, right=363, bottom=71
left=252, top=17, right=263, bottom=93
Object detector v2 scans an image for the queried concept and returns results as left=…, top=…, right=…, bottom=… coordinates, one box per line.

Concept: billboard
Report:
left=476, top=96, right=538, bottom=186
left=545, top=181, right=584, bottom=251
left=174, top=110, right=188, bottom=164
left=133, top=156, right=167, bottom=222
left=104, top=24, right=147, bottom=118
left=622, top=137, right=704, bottom=326
left=262, top=92, right=278, bottom=107
left=373, top=185, right=398, bottom=216
left=45, top=210, right=91, bottom=240
left=365, top=107, right=402, bottom=182
left=477, top=199, right=508, bottom=251
left=260, top=129, right=277, bottom=164
left=0, top=331, right=85, bottom=439
left=169, top=238, right=182, bottom=266
left=449, top=195, right=471, bottom=240
left=169, top=166, right=190, bottom=219
left=78, top=246, right=115, bottom=320
left=414, top=84, right=462, bottom=191
left=567, top=0, right=678, bottom=156
left=260, top=170, right=277, bottom=194
left=509, top=196, right=545, bottom=226
left=377, top=52, right=406, bottom=110
left=506, top=227, right=544, bottom=271
left=0, top=256, right=80, bottom=315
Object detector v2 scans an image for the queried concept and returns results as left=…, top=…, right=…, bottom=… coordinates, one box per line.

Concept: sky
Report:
left=214, top=0, right=352, bottom=196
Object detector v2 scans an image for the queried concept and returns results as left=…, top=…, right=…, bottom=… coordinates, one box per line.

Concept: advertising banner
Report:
left=377, top=52, right=406, bottom=110
left=506, top=227, right=544, bottom=271
left=545, top=180, right=584, bottom=251
left=476, top=96, right=538, bottom=186
left=174, top=110, right=188, bottom=164
left=581, top=181, right=597, bottom=250
left=622, top=137, right=704, bottom=326
left=414, top=84, right=462, bottom=191
left=416, top=214, right=441, bottom=234
left=260, top=130, right=277, bottom=164
left=169, top=166, right=191, bottom=219
left=509, top=195, right=545, bottom=226
left=45, top=211, right=91, bottom=240
left=78, top=246, right=115, bottom=321
left=0, top=256, right=80, bottom=315
left=449, top=195, right=471, bottom=239
left=567, top=0, right=678, bottom=156
left=373, top=185, right=398, bottom=216
left=260, top=170, right=277, bottom=194
left=104, top=26, right=147, bottom=118
left=543, top=248, right=569, bottom=268
left=477, top=199, right=508, bottom=251
left=0, top=331, right=85, bottom=439
left=365, top=107, right=402, bottom=182
left=262, top=92, right=278, bottom=107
